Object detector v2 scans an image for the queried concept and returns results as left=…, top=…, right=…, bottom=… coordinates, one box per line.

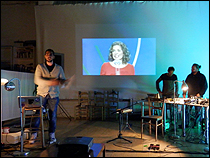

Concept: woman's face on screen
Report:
left=112, top=45, right=124, bottom=60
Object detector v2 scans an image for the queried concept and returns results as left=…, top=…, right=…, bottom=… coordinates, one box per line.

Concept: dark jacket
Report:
left=184, top=71, right=208, bottom=97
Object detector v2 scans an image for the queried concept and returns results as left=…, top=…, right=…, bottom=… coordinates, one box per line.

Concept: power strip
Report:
left=1, top=131, right=28, bottom=144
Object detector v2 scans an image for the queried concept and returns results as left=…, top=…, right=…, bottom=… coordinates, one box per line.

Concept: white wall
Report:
left=1, top=2, right=209, bottom=121
left=1, top=4, right=36, bottom=46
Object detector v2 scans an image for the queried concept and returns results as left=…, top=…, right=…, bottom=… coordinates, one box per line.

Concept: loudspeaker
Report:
left=57, top=136, right=93, bottom=157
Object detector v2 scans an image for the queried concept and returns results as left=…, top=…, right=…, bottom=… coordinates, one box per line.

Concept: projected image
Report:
left=82, top=38, right=156, bottom=75
left=101, top=41, right=135, bottom=75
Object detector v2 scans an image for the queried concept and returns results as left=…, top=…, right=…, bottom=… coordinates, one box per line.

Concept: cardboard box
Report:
left=1, top=131, right=27, bottom=144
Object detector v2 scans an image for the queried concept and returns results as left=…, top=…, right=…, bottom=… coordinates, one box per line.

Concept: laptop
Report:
left=17, top=96, right=42, bottom=108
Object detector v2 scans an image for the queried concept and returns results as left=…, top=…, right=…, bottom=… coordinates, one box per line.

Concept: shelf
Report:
left=1, top=45, right=36, bottom=73
left=13, top=46, right=36, bottom=73
left=14, top=46, right=34, bottom=59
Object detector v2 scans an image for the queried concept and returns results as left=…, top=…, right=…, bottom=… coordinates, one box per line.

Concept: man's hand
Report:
left=47, top=79, right=60, bottom=86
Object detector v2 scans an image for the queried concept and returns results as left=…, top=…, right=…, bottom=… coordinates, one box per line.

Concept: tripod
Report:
left=58, top=102, right=72, bottom=121
left=122, top=100, right=136, bottom=133
left=106, top=109, right=132, bottom=143
left=122, top=112, right=133, bottom=131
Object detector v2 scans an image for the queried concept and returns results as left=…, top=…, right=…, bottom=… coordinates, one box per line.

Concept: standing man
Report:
left=30, top=49, right=70, bottom=144
left=156, top=66, right=178, bottom=121
left=183, top=63, right=208, bottom=127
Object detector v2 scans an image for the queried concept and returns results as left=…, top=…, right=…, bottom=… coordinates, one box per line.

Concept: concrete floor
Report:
left=1, top=116, right=209, bottom=157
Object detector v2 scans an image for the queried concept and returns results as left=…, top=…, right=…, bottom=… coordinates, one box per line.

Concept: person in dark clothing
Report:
left=183, top=63, right=208, bottom=127
left=156, top=66, right=178, bottom=121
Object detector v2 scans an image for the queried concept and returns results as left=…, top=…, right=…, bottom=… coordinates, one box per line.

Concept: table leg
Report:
left=205, top=106, right=209, bottom=144
left=103, top=145, right=105, bottom=157
left=182, top=104, right=186, bottom=137
left=163, top=102, right=166, bottom=132
left=141, top=102, right=144, bottom=117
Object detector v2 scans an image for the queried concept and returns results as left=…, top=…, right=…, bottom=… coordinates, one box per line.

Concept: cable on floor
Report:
left=112, top=143, right=135, bottom=151
left=105, top=149, right=209, bottom=154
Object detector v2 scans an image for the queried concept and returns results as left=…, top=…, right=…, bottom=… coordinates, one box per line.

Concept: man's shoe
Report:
left=48, top=132, right=56, bottom=144
left=29, top=132, right=37, bottom=144
left=49, top=138, right=56, bottom=144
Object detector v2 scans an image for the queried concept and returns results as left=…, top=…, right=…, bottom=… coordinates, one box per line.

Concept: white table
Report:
left=164, top=98, right=209, bottom=144
left=134, top=98, right=209, bottom=144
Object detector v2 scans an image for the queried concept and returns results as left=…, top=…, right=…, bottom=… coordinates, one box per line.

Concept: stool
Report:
left=22, top=106, right=45, bottom=148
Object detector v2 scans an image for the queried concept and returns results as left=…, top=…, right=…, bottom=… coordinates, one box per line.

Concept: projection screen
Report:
left=35, top=1, right=209, bottom=99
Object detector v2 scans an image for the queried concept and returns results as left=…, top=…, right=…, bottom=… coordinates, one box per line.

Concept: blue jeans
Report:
left=31, top=94, right=59, bottom=134
left=185, top=106, right=202, bottom=126
left=162, top=94, right=174, bottom=121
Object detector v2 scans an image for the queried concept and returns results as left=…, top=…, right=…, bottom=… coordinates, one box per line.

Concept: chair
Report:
left=105, top=90, right=119, bottom=120
left=90, top=91, right=106, bottom=120
left=74, top=91, right=91, bottom=120
left=140, top=96, right=165, bottom=141
left=21, top=96, right=45, bottom=148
